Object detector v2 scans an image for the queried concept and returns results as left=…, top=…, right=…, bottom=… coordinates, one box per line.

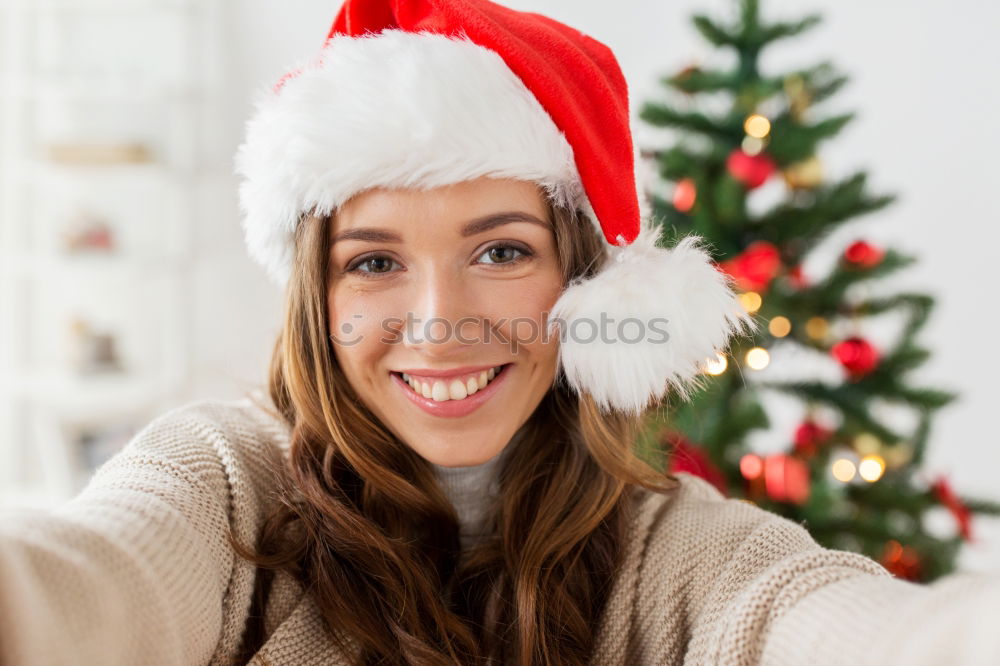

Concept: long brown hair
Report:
left=228, top=191, right=679, bottom=665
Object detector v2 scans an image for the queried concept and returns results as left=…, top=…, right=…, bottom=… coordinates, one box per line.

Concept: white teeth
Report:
left=401, top=365, right=506, bottom=402
left=448, top=379, right=467, bottom=400
left=431, top=381, right=449, bottom=401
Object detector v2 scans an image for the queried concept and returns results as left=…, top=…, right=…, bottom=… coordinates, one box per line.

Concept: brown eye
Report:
left=363, top=257, right=393, bottom=273
left=478, top=243, right=531, bottom=266
left=346, top=254, right=399, bottom=277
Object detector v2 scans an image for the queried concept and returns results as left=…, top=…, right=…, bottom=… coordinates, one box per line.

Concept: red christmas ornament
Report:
left=673, top=177, right=697, bottom=213
left=763, top=454, right=810, bottom=505
left=880, top=540, right=922, bottom=581
left=718, top=240, right=782, bottom=292
left=665, top=431, right=728, bottom=496
left=931, top=476, right=974, bottom=542
left=843, top=240, right=884, bottom=268
left=831, top=337, right=879, bottom=379
left=726, top=148, right=776, bottom=189
left=793, top=420, right=833, bottom=457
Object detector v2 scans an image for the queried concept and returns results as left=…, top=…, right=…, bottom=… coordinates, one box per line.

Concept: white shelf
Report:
left=0, top=252, right=190, bottom=279
left=16, top=160, right=193, bottom=186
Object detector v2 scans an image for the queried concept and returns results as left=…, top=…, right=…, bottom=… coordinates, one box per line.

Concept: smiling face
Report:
left=327, top=176, right=565, bottom=467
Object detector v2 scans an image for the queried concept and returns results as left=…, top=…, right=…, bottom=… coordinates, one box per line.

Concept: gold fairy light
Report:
left=805, top=316, right=829, bottom=340
left=745, top=347, right=770, bottom=370
left=831, top=458, right=857, bottom=483
left=858, top=454, right=886, bottom=482
left=741, top=135, right=765, bottom=156
left=744, top=114, right=771, bottom=139
left=768, top=316, right=791, bottom=338
left=739, top=291, right=762, bottom=313
left=853, top=433, right=881, bottom=455
left=703, top=352, right=728, bottom=375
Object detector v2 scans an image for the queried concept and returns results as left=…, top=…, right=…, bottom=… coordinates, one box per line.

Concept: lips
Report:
left=390, top=363, right=512, bottom=418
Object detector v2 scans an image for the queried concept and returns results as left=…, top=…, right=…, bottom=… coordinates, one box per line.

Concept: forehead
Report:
left=332, top=177, right=549, bottom=231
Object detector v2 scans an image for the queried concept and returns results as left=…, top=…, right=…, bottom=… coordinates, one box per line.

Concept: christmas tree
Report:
left=637, top=0, right=1000, bottom=582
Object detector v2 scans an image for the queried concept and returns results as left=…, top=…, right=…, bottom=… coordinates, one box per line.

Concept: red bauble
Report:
left=931, top=476, right=974, bottom=542
left=665, top=431, right=728, bottom=496
left=843, top=240, right=884, bottom=268
left=793, top=420, right=833, bottom=457
left=673, top=177, right=697, bottom=212
left=718, top=240, right=782, bottom=292
left=763, top=454, right=810, bottom=505
left=831, top=337, right=879, bottom=379
left=880, top=540, right=922, bottom=581
left=726, top=148, right=776, bottom=189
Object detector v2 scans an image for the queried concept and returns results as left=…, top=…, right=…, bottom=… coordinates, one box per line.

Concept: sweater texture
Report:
left=2, top=394, right=1000, bottom=665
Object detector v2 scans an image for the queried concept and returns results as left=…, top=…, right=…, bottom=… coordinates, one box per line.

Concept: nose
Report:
left=400, top=267, right=483, bottom=359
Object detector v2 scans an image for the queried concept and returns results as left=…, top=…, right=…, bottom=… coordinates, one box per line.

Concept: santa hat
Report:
left=234, top=0, right=756, bottom=415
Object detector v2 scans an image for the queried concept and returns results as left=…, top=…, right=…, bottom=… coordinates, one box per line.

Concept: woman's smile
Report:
left=389, top=362, right=514, bottom=418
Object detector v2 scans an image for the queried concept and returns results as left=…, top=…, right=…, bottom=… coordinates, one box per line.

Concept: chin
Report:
left=416, top=442, right=508, bottom=468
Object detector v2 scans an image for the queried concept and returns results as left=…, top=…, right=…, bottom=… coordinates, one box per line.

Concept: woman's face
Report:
left=327, top=176, right=564, bottom=467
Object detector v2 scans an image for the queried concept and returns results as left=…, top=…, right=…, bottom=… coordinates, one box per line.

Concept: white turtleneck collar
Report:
left=430, top=446, right=507, bottom=551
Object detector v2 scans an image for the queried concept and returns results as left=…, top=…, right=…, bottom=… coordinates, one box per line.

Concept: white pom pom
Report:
left=546, top=219, right=757, bottom=415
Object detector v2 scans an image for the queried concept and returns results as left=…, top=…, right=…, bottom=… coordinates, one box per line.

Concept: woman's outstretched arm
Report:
left=0, top=407, right=240, bottom=666
left=621, top=473, right=1000, bottom=665
left=758, top=555, right=1000, bottom=665
left=676, top=480, right=1000, bottom=665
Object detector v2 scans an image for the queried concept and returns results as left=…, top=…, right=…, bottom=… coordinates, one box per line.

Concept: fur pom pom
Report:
left=546, top=219, right=758, bottom=415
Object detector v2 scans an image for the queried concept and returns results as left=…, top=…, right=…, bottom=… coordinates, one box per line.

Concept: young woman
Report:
left=2, top=1, right=1000, bottom=665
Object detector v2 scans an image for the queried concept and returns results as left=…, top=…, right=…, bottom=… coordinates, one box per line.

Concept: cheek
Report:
left=483, top=271, right=564, bottom=356
left=327, top=287, right=404, bottom=376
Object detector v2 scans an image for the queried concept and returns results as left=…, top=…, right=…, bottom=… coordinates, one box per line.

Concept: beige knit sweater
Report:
left=2, top=396, right=999, bottom=666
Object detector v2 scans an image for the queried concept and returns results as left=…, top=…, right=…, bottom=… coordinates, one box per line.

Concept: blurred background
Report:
left=0, top=0, right=997, bottom=573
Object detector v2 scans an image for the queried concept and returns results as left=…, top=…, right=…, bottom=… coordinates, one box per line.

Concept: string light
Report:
left=703, top=353, right=728, bottom=375
left=853, top=433, right=881, bottom=455
left=744, top=114, right=771, bottom=138
left=805, top=316, right=829, bottom=340
left=831, top=458, right=857, bottom=483
left=745, top=347, right=770, bottom=370
left=739, top=291, right=762, bottom=313
left=741, top=135, right=765, bottom=156
left=859, top=454, right=886, bottom=482
left=768, top=316, right=791, bottom=338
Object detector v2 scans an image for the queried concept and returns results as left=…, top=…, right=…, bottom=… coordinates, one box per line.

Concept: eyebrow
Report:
left=331, top=211, right=550, bottom=245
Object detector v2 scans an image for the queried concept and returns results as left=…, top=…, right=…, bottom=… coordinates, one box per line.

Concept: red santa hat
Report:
left=234, top=0, right=756, bottom=415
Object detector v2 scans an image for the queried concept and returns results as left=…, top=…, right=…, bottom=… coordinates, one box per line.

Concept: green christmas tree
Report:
left=637, top=0, right=1000, bottom=582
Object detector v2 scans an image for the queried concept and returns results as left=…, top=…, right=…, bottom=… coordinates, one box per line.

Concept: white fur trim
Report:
left=234, top=29, right=599, bottom=286
left=546, top=222, right=758, bottom=415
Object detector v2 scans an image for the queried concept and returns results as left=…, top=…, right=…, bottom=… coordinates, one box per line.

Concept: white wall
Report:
left=212, top=0, right=1000, bottom=570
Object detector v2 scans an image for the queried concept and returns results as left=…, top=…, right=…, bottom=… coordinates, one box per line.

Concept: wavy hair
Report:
left=228, top=191, right=679, bottom=665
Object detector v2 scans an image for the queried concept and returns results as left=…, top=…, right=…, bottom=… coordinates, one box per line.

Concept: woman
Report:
left=2, top=0, right=999, bottom=665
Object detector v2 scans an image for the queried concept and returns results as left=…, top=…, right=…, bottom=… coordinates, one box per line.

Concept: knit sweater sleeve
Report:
left=656, top=474, right=1000, bottom=665
left=0, top=403, right=248, bottom=666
